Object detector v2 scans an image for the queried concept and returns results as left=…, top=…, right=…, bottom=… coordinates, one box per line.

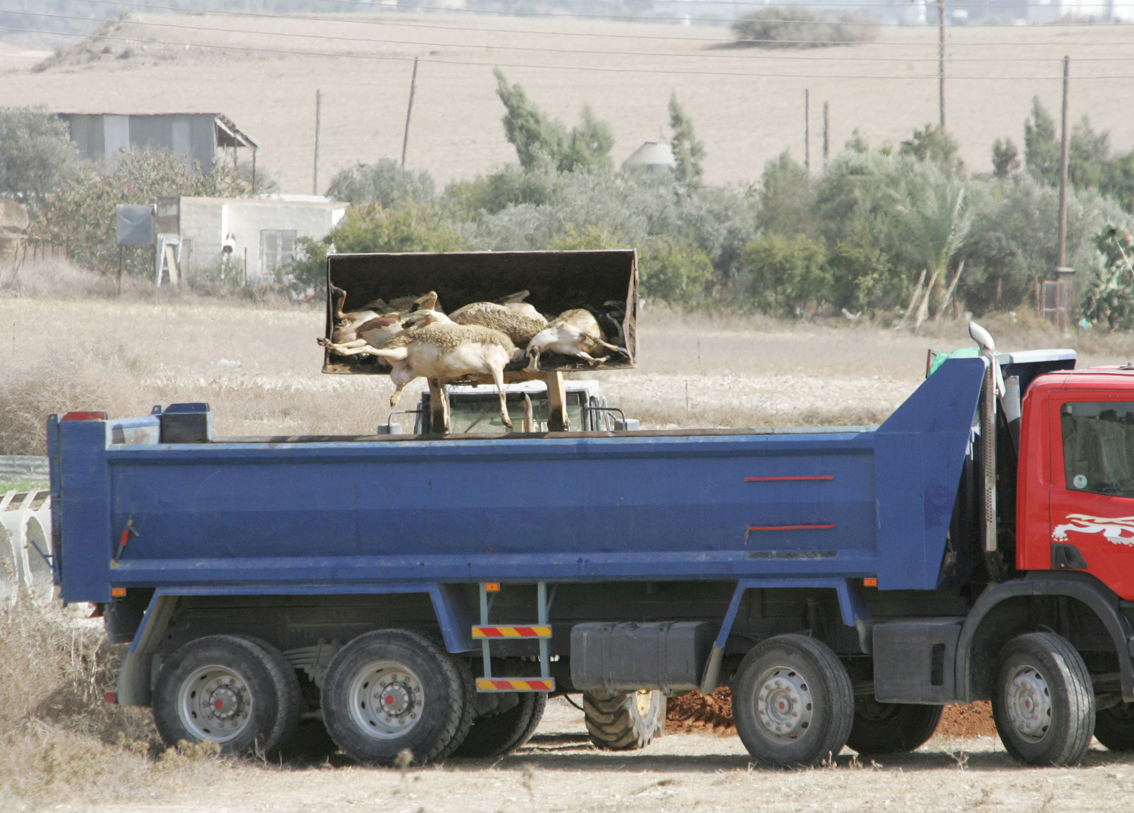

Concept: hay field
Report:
left=1, top=13, right=1133, bottom=192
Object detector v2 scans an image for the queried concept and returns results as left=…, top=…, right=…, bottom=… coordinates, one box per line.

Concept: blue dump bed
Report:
left=49, top=358, right=986, bottom=605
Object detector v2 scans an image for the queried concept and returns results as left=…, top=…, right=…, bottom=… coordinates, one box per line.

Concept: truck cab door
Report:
left=1049, top=397, right=1134, bottom=599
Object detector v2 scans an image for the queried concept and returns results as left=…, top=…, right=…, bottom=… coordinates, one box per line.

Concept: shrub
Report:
left=292, top=203, right=463, bottom=292
left=742, top=233, right=830, bottom=315
left=325, top=159, right=436, bottom=208
left=39, top=149, right=233, bottom=278
left=0, top=106, right=85, bottom=209
left=731, top=6, right=879, bottom=48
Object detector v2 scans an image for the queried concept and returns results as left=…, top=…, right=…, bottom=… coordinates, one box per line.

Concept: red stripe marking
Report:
left=748, top=524, right=836, bottom=531
left=745, top=476, right=834, bottom=482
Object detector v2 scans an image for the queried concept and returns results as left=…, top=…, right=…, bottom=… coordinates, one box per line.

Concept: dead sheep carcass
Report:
left=320, top=287, right=438, bottom=354
left=524, top=308, right=628, bottom=371
left=326, top=310, right=519, bottom=430
left=447, top=290, right=548, bottom=346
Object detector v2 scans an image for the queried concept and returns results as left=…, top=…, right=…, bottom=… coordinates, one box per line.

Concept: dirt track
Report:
left=41, top=699, right=1134, bottom=813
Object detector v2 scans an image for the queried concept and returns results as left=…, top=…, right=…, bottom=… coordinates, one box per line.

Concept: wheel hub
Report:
left=756, top=667, right=813, bottom=741
left=178, top=668, right=253, bottom=743
left=1005, top=666, right=1052, bottom=742
left=351, top=663, right=426, bottom=739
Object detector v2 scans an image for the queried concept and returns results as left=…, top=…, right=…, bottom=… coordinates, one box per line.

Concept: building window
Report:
left=260, top=229, right=296, bottom=281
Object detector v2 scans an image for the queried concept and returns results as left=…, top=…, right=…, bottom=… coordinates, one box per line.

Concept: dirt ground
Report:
left=26, top=698, right=1134, bottom=813
left=1, top=14, right=1133, bottom=191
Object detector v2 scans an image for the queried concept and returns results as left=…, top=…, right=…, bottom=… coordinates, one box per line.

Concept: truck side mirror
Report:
left=377, top=422, right=404, bottom=435
left=615, top=418, right=640, bottom=432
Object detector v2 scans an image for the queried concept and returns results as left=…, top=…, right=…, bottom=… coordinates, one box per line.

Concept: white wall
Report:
left=180, top=197, right=346, bottom=284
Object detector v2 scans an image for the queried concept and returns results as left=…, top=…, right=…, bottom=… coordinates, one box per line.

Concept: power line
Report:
left=12, top=8, right=1134, bottom=64
left=5, top=20, right=1134, bottom=78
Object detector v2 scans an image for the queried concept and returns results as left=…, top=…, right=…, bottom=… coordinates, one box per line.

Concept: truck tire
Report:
left=232, top=635, right=302, bottom=751
left=152, top=635, right=297, bottom=756
left=453, top=692, right=547, bottom=758
left=732, top=634, right=854, bottom=768
left=583, top=690, right=666, bottom=750
left=321, top=629, right=474, bottom=766
left=991, top=632, right=1095, bottom=766
left=846, top=699, right=943, bottom=755
left=1093, top=703, right=1134, bottom=752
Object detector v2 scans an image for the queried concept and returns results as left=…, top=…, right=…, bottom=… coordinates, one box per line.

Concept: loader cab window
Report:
left=1062, top=401, right=1134, bottom=498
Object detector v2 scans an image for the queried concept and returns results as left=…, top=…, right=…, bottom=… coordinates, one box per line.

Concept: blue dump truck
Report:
left=45, top=253, right=1134, bottom=769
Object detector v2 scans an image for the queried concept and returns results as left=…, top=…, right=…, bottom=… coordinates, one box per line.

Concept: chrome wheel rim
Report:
left=349, top=661, right=426, bottom=740
left=755, top=666, right=814, bottom=742
left=177, top=665, right=254, bottom=743
left=1004, top=665, right=1052, bottom=742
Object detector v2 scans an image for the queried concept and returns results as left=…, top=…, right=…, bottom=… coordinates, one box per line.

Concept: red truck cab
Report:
left=1018, top=367, right=1134, bottom=599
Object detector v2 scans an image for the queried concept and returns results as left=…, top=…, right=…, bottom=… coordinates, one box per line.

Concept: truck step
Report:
left=472, top=625, right=551, bottom=638
left=476, top=678, right=555, bottom=692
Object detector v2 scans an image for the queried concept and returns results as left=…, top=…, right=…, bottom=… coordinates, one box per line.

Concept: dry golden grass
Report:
left=2, top=14, right=1132, bottom=191
left=2, top=258, right=1131, bottom=455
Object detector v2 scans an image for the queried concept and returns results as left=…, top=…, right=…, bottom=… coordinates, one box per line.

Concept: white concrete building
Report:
left=177, top=195, right=347, bottom=284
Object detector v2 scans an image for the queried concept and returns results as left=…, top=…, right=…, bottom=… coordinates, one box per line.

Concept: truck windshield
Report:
left=1062, top=401, right=1134, bottom=498
left=448, top=393, right=586, bottom=434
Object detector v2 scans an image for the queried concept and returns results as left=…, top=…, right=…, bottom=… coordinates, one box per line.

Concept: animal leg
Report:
left=575, top=351, right=609, bottom=366
left=489, top=364, right=512, bottom=430
left=524, top=350, right=541, bottom=373
left=389, top=385, right=406, bottom=409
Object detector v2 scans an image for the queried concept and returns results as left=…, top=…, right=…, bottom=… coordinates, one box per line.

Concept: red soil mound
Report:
left=665, top=690, right=998, bottom=740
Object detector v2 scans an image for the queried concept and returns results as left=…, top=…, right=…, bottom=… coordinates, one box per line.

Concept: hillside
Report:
left=1, top=12, right=1132, bottom=193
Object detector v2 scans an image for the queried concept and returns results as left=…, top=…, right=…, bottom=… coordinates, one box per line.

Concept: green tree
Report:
left=890, top=165, right=974, bottom=323
left=1024, top=96, right=1060, bottom=185
left=756, top=151, right=817, bottom=238
left=668, top=93, right=705, bottom=187
left=293, top=203, right=463, bottom=291
left=1081, top=225, right=1134, bottom=329
left=1069, top=116, right=1110, bottom=190
left=899, top=124, right=963, bottom=175
left=493, top=69, right=612, bottom=173
left=640, top=239, right=714, bottom=308
left=326, top=159, right=436, bottom=208
left=0, top=106, right=84, bottom=208
left=40, top=148, right=231, bottom=277
left=742, top=233, right=829, bottom=316
left=991, top=138, right=1021, bottom=179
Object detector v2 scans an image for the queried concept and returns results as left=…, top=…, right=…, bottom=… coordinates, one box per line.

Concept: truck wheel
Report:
left=321, top=629, right=474, bottom=766
left=846, top=699, right=943, bottom=755
left=232, top=635, right=302, bottom=751
left=732, top=634, right=854, bottom=768
left=452, top=692, right=547, bottom=758
left=152, top=635, right=297, bottom=755
left=991, top=632, right=1095, bottom=766
left=1094, top=703, right=1134, bottom=752
left=583, top=689, right=666, bottom=750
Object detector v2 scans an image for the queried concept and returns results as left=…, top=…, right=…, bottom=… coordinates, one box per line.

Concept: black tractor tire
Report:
left=583, top=690, right=666, bottom=751
left=732, top=634, right=854, bottom=768
left=453, top=692, right=547, bottom=758
left=321, top=629, right=474, bottom=766
left=232, top=635, right=302, bottom=752
left=1094, top=702, right=1134, bottom=752
left=846, top=699, right=943, bottom=755
left=991, top=632, right=1095, bottom=766
left=153, top=634, right=297, bottom=756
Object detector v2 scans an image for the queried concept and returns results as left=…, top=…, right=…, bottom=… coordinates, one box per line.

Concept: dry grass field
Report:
left=1, top=12, right=1133, bottom=192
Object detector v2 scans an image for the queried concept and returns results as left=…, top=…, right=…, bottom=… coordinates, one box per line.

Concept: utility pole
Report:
left=1057, top=55, right=1070, bottom=271
left=937, top=0, right=946, bottom=130
left=402, top=57, right=420, bottom=169
left=313, top=89, right=322, bottom=196
left=804, top=88, right=810, bottom=174
left=823, top=101, right=830, bottom=170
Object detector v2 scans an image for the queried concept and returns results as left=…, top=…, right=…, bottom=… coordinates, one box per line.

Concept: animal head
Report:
left=401, top=309, right=451, bottom=330
left=410, top=291, right=439, bottom=312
